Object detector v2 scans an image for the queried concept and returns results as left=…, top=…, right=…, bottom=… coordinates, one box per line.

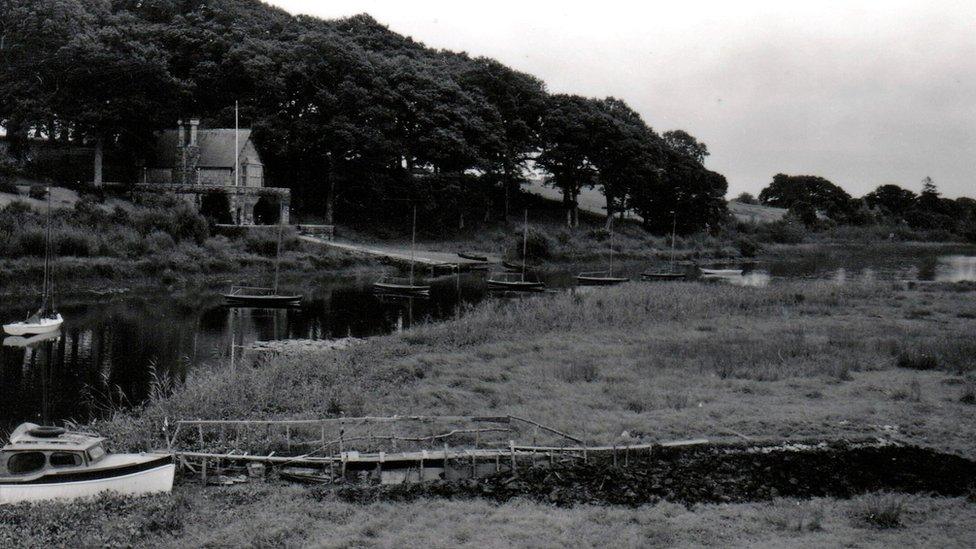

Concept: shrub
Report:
left=760, top=500, right=825, bottom=532
left=756, top=220, right=807, bottom=244
left=55, top=230, right=97, bottom=257
left=0, top=178, right=18, bottom=194
left=512, top=228, right=552, bottom=260
left=146, top=231, right=176, bottom=253
left=29, top=184, right=50, bottom=200
left=896, top=350, right=938, bottom=371
left=736, top=236, right=761, bottom=257
left=850, top=493, right=905, bottom=529
left=243, top=229, right=299, bottom=255
left=556, top=362, right=599, bottom=383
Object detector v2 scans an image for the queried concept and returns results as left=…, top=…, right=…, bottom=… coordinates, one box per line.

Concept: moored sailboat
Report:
left=223, top=222, right=302, bottom=306
left=3, top=187, right=63, bottom=336
left=577, top=218, right=629, bottom=286
left=488, top=210, right=546, bottom=291
left=374, top=205, right=431, bottom=295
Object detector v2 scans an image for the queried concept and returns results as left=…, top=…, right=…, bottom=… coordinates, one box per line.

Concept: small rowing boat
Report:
left=640, top=272, right=686, bottom=281
left=487, top=272, right=545, bottom=291
left=576, top=271, right=629, bottom=286
left=373, top=277, right=430, bottom=295
left=0, top=423, right=174, bottom=505
left=222, top=286, right=302, bottom=306
left=700, top=268, right=744, bottom=277
left=457, top=251, right=488, bottom=262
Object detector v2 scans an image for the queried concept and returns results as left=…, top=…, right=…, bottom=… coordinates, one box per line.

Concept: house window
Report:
left=49, top=452, right=83, bottom=467
left=7, top=452, right=46, bottom=474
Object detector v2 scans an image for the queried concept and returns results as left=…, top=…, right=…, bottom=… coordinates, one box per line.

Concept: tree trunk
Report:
left=93, top=136, right=104, bottom=187
left=563, top=183, right=573, bottom=228
left=324, top=165, right=336, bottom=225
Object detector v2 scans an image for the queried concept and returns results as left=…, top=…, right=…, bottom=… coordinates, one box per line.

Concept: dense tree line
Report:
left=0, top=0, right=727, bottom=234
left=758, top=174, right=976, bottom=240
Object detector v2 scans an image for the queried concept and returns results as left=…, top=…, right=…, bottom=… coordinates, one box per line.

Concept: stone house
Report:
left=145, top=119, right=264, bottom=187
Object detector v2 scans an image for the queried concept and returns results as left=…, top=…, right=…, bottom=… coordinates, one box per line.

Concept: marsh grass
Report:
left=850, top=493, right=906, bottom=529
left=760, top=499, right=825, bottom=532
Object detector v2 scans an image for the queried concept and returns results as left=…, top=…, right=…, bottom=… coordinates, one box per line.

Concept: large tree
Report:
left=759, top=174, right=853, bottom=225
left=535, top=94, right=601, bottom=227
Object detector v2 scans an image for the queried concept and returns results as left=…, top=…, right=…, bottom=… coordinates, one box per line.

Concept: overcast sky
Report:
left=268, top=0, right=975, bottom=198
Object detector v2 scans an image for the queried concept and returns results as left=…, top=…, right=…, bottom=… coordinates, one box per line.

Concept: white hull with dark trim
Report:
left=0, top=455, right=174, bottom=505
left=3, top=314, right=63, bottom=336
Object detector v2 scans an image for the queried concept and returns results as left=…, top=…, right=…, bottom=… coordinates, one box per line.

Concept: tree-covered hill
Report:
left=1, top=0, right=727, bottom=233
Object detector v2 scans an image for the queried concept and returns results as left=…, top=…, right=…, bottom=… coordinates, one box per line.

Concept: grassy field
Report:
left=3, top=276, right=973, bottom=546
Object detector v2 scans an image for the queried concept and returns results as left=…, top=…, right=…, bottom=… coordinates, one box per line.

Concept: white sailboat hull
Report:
left=0, top=461, right=174, bottom=505
left=3, top=314, right=63, bottom=336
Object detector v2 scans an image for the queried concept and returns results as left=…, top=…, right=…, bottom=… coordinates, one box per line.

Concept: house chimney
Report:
left=189, top=118, right=200, bottom=146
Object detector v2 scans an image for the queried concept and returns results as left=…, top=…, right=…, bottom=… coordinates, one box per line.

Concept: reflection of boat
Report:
left=223, top=222, right=302, bottom=306
left=4, top=188, right=64, bottom=336
left=3, top=330, right=61, bottom=348
left=701, top=268, right=744, bottom=277
left=576, top=271, right=629, bottom=286
left=222, top=286, right=302, bottom=306
left=457, top=252, right=488, bottom=262
left=0, top=423, right=174, bottom=505
left=641, top=272, right=686, bottom=281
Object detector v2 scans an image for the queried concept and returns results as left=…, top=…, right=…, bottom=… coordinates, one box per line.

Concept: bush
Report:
left=146, top=231, right=176, bottom=253
left=0, top=178, right=18, bottom=194
left=511, top=228, right=552, bottom=260
left=756, top=220, right=807, bottom=244
left=896, top=350, right=938, bottom=371
left=28, top=184, right=48, bottom=200
left=55, top=230, right=97, bottom=257
left=736, top=236, right=761, bottom=258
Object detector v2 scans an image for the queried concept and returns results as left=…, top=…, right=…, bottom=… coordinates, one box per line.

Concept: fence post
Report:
left=286, top=425, right=291, bottom=452
left=201, top=457, right=208, bottom=485
left=198, top=425, right=204, bottom=448
left=612, top=444, right=617, bottom=467
left=509, top=440, right=517, bottom=473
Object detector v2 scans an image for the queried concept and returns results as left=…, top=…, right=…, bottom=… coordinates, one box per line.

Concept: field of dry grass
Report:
left=4, top=278, right=976, bottom=546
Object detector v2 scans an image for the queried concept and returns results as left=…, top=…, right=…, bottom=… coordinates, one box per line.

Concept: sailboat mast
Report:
left=42, top=187, right=51, bottom=307
left=522, top=209, right=528, bottom=282
left=234, top=101, right=240, bottom=187
left=410, top=204, right=417, bottom=286
left=272, top=221, right=283, bottom=294
left=609, top=217, right=614, bottom=277
left=669, top=209, right=677, bottom=273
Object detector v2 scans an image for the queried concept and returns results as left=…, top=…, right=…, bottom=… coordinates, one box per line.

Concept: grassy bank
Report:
left=0, top=198, right=377, bottom=295
left=3, top=277, right=976, bottom=546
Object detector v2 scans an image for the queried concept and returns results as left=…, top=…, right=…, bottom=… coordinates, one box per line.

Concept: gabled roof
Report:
left=152, top=128, right=261, bottom=168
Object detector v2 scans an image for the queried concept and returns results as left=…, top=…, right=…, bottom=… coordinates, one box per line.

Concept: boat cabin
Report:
left=0, top=424, right=106, bottom=478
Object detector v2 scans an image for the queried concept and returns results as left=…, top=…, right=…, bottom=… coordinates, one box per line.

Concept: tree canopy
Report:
left=0, top=0, right=729, bottom=233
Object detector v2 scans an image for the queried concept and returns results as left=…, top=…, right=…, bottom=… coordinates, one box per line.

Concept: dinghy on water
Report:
left=0, top=423, right=173, bottom=505
left=488, top=210, right=546, bottom=292
left=576, top=218, right=628, bottom=286
left=700, top=268, right=744, bottom=277
left=373, top=205, right=431, bottom=295
left=224, top=222, right=303, bottom=306
left=457, top=251, right=488, bottom=262
left=640, top=272, right=686, bottom=281
left=4, top=188, right=64, bottom=336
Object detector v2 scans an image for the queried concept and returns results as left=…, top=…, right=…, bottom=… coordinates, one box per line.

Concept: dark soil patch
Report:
left=331, top=441, right=976, bottom=507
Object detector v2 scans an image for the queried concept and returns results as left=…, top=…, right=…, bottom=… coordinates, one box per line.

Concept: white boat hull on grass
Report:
left=2, top=314, right=63, bottom=336
left=0, top=456, right=174, bottom=505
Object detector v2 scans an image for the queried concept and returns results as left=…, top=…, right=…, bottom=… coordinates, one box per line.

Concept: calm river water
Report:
left=2, top=245, right=975, bottom=432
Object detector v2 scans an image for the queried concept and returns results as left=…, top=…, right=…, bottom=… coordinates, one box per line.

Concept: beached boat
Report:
left=0, top=423, right=174, bottom=505
left=4, top=189, right=63, bottom=336
left=223, top=222, right=302, bottom=306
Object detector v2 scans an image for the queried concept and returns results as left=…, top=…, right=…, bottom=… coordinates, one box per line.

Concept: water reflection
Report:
left=935, top=255, right=976, bottom=282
